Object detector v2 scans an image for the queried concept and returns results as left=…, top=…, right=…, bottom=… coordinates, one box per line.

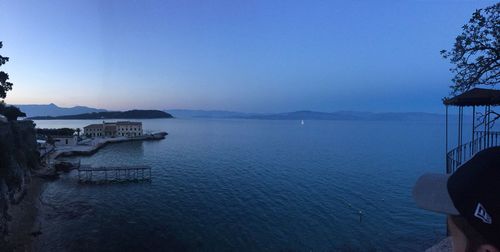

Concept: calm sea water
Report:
left=33, top=118, right=447, bottom=251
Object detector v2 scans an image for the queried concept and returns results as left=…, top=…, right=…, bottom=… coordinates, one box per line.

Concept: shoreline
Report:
left=3, top=133, right=167, bottom=251
left=53, top=132, right=167, bottom=159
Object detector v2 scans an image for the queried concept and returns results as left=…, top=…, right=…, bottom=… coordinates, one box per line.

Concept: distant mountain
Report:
left=14, top=103, right=106, bottom=117
left=29, top=110, right=173, bottom=120
left=245, top=111, right=443, bottom=121
left=165, top=109, right=443, bottom=121
left=243, top=111, right=358, bottom=120
left=165, top=109, right=256, bottom=118
left=21, top=105, right=442, bottom=121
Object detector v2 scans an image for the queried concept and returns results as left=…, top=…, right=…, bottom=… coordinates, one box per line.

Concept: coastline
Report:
left=53, top=133, right=167, bottom=159
left=3, top=133, right=167, bottom=251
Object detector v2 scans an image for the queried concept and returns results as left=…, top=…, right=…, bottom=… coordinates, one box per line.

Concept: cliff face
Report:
left=0, top=120, right=39, bottom=237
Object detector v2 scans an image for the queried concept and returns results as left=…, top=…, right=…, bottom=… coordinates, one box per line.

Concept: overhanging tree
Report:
left=441, top=3, right=499, bottom=94
left=0, top=106, right=26, bottom=121
left=0, top=41, right=26, bottom=121
left=0, top=41, right=13, bottom=99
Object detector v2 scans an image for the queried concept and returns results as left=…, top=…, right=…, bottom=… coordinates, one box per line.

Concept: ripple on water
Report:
left=34, top=119, right=446, bottom=251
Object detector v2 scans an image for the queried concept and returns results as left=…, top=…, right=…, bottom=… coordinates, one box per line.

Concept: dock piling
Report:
left=78, top=165, right=152, bottom=183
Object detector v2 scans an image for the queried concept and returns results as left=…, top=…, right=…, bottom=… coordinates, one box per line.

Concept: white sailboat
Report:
left=301, top=120, right=304, bottom=125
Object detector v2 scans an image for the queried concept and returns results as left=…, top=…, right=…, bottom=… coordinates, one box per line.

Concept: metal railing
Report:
left=446, top=131, right=500, bottom=173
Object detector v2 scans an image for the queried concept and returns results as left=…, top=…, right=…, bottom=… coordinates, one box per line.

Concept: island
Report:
left=29, top=109, right=173, bottom=120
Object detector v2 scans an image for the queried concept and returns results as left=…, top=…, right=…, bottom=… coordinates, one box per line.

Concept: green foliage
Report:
left=0, top=103, right=26, bottom=121
left=0, top=121, right=39, bottom=179
left=0, top=41, right=13, bottom=99
left=36, top=127, right=76, bottom=137
left=441, top=3, right=500, bottom=94
left=0, top=42, right=26, bottom=121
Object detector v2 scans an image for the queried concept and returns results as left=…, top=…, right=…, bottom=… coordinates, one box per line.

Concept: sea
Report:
left=32, top=118, right=449, bottom=251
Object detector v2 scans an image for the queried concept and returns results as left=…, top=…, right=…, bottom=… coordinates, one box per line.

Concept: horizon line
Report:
left=10, top=102, right=451, bottom=115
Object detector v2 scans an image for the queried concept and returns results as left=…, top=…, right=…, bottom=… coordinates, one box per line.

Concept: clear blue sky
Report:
left=0, top=0, right=496, bottom=113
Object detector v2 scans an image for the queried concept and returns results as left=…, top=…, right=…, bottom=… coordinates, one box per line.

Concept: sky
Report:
left=0, top=0, right=497, bottom=113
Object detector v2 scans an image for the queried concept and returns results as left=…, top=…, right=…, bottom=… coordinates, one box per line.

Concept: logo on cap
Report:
left=474, top=203, right=492, bottom=224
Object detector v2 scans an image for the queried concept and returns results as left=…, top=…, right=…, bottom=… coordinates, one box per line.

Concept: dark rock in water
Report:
left=33, top=172, right=59, bottom=180
left=32, top=165, right=59, bottom=180
left=54, top=161, right=75, bottom=172
left=152, top=132, right=168, bottom=139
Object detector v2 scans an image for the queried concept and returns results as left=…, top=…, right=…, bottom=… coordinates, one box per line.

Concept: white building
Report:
left=115, top=121, right=143, bottom=137
left=84, top=124, right=104, bottom=137
left=53, top=135, right=78, bottom=146
left=84, top=121, right=143, bottom=138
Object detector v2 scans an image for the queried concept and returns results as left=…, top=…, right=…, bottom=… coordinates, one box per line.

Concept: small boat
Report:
left=301, top=120, right=304, bottom=125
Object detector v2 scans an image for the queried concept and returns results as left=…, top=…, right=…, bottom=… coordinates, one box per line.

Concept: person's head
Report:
left=413, top=147, right=500, bottom=252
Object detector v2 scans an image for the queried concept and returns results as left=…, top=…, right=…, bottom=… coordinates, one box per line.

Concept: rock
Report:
left=0, top=121, right=40, bottom=239
left=54, top=161, right=75, bottom=172
left=32, top=169, right=59, bottom=180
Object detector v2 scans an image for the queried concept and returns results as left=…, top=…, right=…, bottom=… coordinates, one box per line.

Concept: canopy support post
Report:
left=446, top=105, right=449, bottom=174
left=484, top=106, right=488, bottom=149
left=472, top=106, right=475, bottom=154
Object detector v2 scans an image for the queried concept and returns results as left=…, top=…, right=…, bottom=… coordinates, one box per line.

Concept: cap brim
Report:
left=412, top=173, right=459, bottom=215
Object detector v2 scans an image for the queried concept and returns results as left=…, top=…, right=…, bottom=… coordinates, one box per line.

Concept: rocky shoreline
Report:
left=3, top=177, right=45, bottom=251
left=0, top=126, right=168, bottom=251
left=0, top=120, right=40, bottom=251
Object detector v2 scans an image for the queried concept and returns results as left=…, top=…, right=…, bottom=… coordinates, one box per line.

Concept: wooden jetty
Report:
left=78, top=164, right=151, bottom=183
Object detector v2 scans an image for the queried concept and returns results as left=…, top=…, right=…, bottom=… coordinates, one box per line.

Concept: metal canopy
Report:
left=443, top=88, right=500, bottom=106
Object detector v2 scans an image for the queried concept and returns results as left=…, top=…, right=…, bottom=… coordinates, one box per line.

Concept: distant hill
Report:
left=30, top=110, right=173, bottom=120
left=14, top=103, right=106, bottom=117
left=244, top=111, right=444, bottom=121
left=165, top=109, right=443, bottom=121
left=242, top=111, right=357, bottom=120
left=24, top=105, right=442, bottom=121
left=166, top=109, right=255, bottom=118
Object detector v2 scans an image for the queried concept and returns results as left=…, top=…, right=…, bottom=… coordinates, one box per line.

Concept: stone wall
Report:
left=0, top=120, right=39, bottom=238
